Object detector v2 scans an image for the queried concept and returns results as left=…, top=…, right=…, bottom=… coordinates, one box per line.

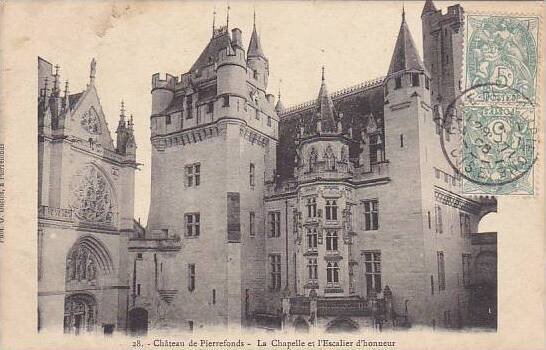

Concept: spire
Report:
left=315, top=67, right=337, bottom=133
left=90, top=58, right=96, bottom=84
left=387, top=11, right=425, bottom=75
left=421, top=0, right=437, bottom=17
left=52, top=64, right=60, bottom=96
left=226, top=4, right=230, bottom=30
left=402, top=4, right=406, bottom=23
left=247, top=10, right=266, bottom=60
left=275, top=79, right=284, bottom=113
left=212, top=6, right=216, bottom=36
left=63, top=81, right=70, bottom=110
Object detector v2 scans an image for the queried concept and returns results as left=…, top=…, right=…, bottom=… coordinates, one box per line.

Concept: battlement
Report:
left=151, top=72, right=177, bottom=90
left=426, top=3, right=463, bottom=30
left=218, top=46, right=246, bottom=68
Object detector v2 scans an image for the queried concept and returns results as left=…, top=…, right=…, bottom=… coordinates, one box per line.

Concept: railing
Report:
left=38, top=205, right=73, bottom=222
left=289, top=296, right=373, bottom=317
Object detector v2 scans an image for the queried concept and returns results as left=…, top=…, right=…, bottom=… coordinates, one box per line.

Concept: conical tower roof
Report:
left=387, top=11, right=425, bottom=75
left=247, top=18, right=266, bottom=60
left=421, top=0, right=437, bottom=17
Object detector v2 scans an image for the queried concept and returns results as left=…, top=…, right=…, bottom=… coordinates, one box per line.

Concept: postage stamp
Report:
left=465, top=14, right=540, bottom=103
left=455, top=13, right=541, bottom=195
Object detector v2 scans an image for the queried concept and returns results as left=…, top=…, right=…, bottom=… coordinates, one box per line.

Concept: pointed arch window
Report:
left=306, top=198, right=317, bottom=218
left=306, top=228, right=318, bottom=251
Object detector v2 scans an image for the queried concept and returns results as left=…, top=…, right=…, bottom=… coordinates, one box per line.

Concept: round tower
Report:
left=216, top=33, right=248, bottom=99
left=150, top=73, right=176, bottom=116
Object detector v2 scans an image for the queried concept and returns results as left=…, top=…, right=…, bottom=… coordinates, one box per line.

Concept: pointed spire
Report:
left=90, top=58, right=96, bottom=84
left=315, top=67, right=337, bottom=133
left=212, top=6, right=216, bottom=36
left=52, top=65, right=60, bottom=96
left=275, top=79, right=284, bottom=113
left=421, top=0, right=437, bottom=17
left=402, top=4, right=406, bottom=23
left=247, top=10, right=266, bottom=60
left=63, top=81, right=70, bottom=110
left=387, top=10, right=425, bottom=75
left=120, top=99, right=126, bottom=117
left=226, top=4, right=230, bottom=30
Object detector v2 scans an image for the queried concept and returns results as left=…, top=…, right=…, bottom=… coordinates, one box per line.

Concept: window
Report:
left=137, top=283, right=141, bottom=296
left=395, top=76, right=402, bottom=89
left=425, top=76, right=430, bottom=90
left=430, top=275, right=435, bottom=295
left=165, top=115, right=171, bottom=125
left=325, top=200, right=338, bottom=220
left=188, top=320, right=194, bottom=331
left=400, top=134, right=404, bottom=148
left=188, top=264, right=196, bottom=291
left=306, top=198, right=317, bottom=218
left=459, top=212, right=470, bottom=235
left=363, top=200, right=379, bottom=231
left=269, top=254, right=281, bottom=291
left=462, top=254, right=471, bottom=288
left=249, top=211, right=255, bottom=237
left=306, top=228, right=318, bottom=251
left=435, top=205, right=443, bottom=233
left=325, top=231, right=338, bottom=251
left=249, top=163, right=255, bottom=187
left=207, top=102, right=214, bottom=114
left=222, top=95, right=230, bottom=107
left=364, top=251, right=381, bottom=295
left=326, top=262, right=339, bottom=285
left=185, top=163, right=201, bottom=187
left=255, top=108, right=260, bottom=120
left=427, top=211, right=431, bottom=229
left=136, top=253, right=143, bottom=260
left=253, top=70, right=258, bottom=79
left=307, top=258, right=318, bottom=281
left=186, top=96, right=193, bottom=119
left=437, top=251, right=446, bottom=291
left=268, top=211, right=281, bottom=237
left=411, top=73, right=420, bottom=87
left=267, top=115, right=272, bottom=126
left=212, top=289, right=216, bottom=304
left=185, top=213, right=200, bottom=237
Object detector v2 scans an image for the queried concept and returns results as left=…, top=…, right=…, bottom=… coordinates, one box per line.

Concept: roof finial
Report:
left=226, top=3, right=230, bottom=30
left=253, top=6, right=256, bottom=29
left=90, top=58, right=97, bottom=84
left=64, top=80, right=69, bottom=97
left=212, top=6, right=216, bottom=36
left=53, top=64, right=60, bottom=95
left=321, top=66, right=325, bottom=82
left=120, top=99, right=126, bottom=117
left=402, top=3, right=406, bottom=22
left=278, top=79, right=282, bottom=99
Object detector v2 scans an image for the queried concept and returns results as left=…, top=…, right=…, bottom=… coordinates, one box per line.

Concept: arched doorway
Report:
left=293, top=317, right=309, bottom=333
left=325, top=318, right=358, bottom=333
left=128, top=308, right=148, bottom=336
left=63, top=293, right=97, bottom=335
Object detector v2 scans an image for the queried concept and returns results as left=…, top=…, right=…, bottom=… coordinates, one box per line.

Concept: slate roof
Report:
left=387, top=15, right=424, bottom=75
left=190, top=31, right=232, bottom=72
left=247, top=26, right=266, bottom=60
left=69, top=92, right=84, bottom=107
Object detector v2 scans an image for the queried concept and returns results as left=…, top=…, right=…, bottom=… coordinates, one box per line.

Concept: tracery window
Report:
left=325, top=200, right=338, bottom=220
left=326, top=262, right=339, bottom=284
left=325, top=230, right=338, bottom=251
left=306, top=198, right=317, bottom=218
left=306, top=228, right=318, bottom=251
left=66, top=245, right=98, bottom=283
left=69, top=165, right=114, bottom=224
left=80, top=107, right=102, bottom=135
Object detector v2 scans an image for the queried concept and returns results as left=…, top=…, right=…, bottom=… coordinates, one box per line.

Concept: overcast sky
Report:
left=15, top=0, right=464, bottom=224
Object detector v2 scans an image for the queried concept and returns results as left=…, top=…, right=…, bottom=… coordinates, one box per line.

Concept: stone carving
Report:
left=69, top=165, right=114, bottom=224
left=66, top=246, right=98, bottom=282
left=81, top=107, right=102, bottom=135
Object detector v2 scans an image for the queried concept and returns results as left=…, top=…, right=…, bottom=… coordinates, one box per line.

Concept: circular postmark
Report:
left=440, top=83, right=537, bottom=189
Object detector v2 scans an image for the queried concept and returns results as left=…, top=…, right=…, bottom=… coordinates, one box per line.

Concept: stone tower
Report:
left=136, top=18, right=278, bottom=330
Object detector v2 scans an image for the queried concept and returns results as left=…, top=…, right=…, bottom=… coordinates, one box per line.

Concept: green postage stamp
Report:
left=460, top=14, right=540, bottom=195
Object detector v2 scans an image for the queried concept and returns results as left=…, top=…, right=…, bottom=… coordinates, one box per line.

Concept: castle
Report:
left=38, top=0, right=498, bottom=335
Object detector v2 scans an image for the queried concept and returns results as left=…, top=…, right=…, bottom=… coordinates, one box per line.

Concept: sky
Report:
left=17, top=0, right=462, bottom=225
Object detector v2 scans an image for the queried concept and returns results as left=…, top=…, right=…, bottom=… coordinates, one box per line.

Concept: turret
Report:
left=216, top=29, right=247, bottom=100
left=247, top=11, right=269, bottom=90
left=151, top=73, right=176, bottom=116
left=116, top=100, right=128, bottom=155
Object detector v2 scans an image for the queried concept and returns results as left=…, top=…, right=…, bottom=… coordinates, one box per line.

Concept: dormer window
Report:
left=395, top=76, right=402, bottom=89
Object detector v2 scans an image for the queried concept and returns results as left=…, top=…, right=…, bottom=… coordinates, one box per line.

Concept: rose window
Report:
left=80, top=107, right=102, bottom=135
left=69, top=165, right=114, bottom=224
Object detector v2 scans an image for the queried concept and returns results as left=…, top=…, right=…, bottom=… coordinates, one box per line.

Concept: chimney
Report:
left=231, top=28, right=243, bottom=49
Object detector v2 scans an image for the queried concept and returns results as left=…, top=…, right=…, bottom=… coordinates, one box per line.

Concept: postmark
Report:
left=465, top=14, right=540, bottom=103
left=441, top=83, right=538, bottom=195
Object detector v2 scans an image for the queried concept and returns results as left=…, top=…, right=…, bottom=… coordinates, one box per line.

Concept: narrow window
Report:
left=212, top=289, right=216, bottom=304
left=325, top=231, right=338, bottom=252
left=165, top=115, right=172, bottom=125
left=185, top=213, right=200, bottom=237
left=249, top=163, right=255, bottom=187
left=136, top=253, right=143, bottom=260
left=207, top=102, right=214, bottom=114
left=363, top=200, right=379, bottom=231
left=267, top=115, right=272, bottom=126
left=137, top=283, right=141, bottom=296
left=437, top=251, right=445, bottom=291
left=435, top=205, right=443, bottom=233
left=188, top=264, right=196, bottom=291
left=462, top=254, right=471, bottom=288
left=188, top=320, right=194, bottom=331
left=306, top=228, right=318, bottom=251
left=249, top=211, right=255, bottom=237
left=222, top=95, right=230, bottom=107
left=411, top=73, right=420, bottom=87
left=253, top=70, right=258, bottom=79
left=325, top=200, right=338, bottom=220
left=268, top=211, right=281, bottom=237
left=400, top=134, right=404, bottom=148
left=427, top=211, right=431, bottom=229
left=269, top=254, right=281, bottom=291
left=326, top=262, right=340, bottom=285
left=425, top=76, right=430, bottom=90
left=186, top=96, right=193, bottom=119
left=307, top=258, right=318, bottom=281
left=430, top=275, right=435, bottom=295
left=363, top=251, right=381, bottom=295
left=395, top=76, right=402, bottom=89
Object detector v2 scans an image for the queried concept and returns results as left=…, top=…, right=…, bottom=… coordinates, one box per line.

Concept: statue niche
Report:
left=66, top=246, right=98, bottom=283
